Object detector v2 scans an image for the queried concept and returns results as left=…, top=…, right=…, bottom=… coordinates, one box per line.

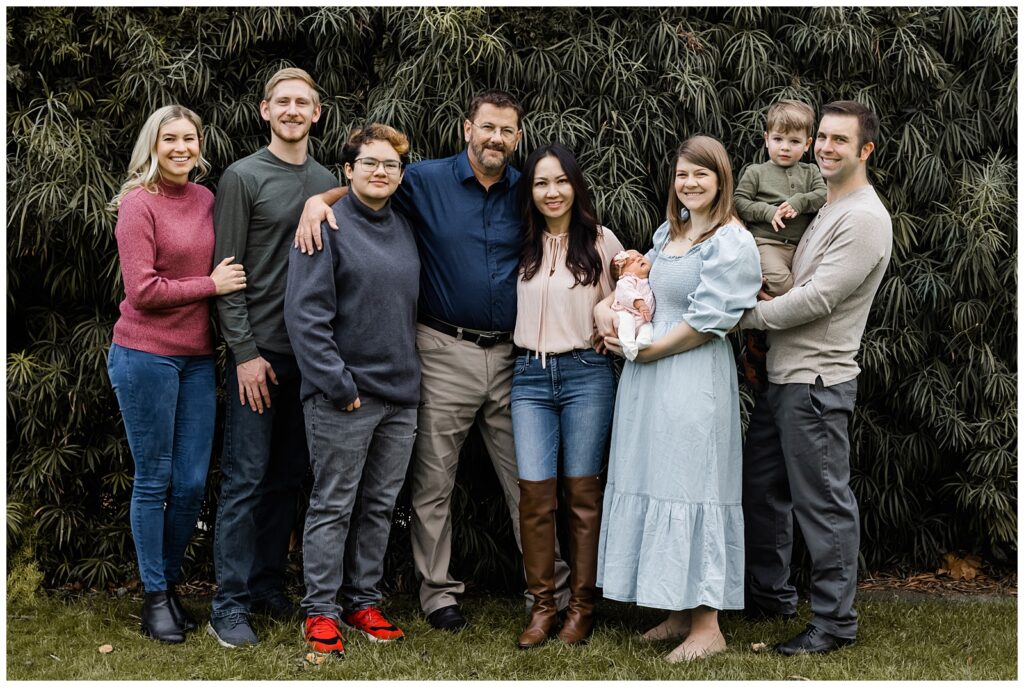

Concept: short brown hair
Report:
left=467, top=89, right=524, bottom=127
left=340, top=123, right=411, bottom=166
left=263, top=67, right=320, bottom=107
left=666, top=136, right=737, bottom=244
left=766, top=100, right=815, bottom=137
left=821, top=100, right=880, bottom=150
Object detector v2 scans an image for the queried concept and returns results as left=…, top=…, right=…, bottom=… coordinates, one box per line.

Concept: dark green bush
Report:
left=7, top=7, right=1016, bottom=590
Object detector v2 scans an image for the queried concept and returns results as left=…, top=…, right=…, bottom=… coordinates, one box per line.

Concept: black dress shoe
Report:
left=426, top=605, right=468, bottom=632
left=774, top=624, right=856, bottom=655
left=166, top=587, right=198, bottom=632
left=141, top=591, right=186, bottom=643
left=742, top=603, right=797, bottom=622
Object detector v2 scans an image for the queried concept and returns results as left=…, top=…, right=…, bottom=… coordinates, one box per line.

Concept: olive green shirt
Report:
left=213, top=147, right=338, bottom=364
left=734, top=160, right=827, bottom=243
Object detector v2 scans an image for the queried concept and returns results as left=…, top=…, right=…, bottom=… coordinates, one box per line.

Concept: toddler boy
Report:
left=735, top=99, right=827, bottom=296
left=734, top=100, right=826, bottom=389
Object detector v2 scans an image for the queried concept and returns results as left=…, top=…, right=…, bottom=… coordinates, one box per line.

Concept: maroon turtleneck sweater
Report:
left=112, top=180, right=218, bottom=356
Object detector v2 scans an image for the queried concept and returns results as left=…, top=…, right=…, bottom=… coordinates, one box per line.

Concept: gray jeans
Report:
left=300, top=394, right=416, bottom=621
left=742, top=377, right=860, bottom=639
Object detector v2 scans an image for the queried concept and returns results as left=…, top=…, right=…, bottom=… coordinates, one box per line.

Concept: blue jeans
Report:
left=212, top=348, right=308, bottom=618
left=301, top=394, right=416, bottom=620
left=511, top=349, right=616, bottom=481
left=106, top=343, right=215, bottom=593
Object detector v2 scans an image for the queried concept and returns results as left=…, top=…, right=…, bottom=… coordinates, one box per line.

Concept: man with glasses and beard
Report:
left=294, top=90, right=570, bottom=632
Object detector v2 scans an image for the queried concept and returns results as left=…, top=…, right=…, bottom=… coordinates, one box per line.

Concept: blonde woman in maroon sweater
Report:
left=107, top=105, right=245, bottom=643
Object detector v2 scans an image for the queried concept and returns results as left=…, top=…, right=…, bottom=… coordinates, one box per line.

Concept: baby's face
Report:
left=620, top=250, right=651, bottom=278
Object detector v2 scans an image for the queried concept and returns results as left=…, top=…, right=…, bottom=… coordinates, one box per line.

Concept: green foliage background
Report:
left=6, top=7, right=1017, bottom=591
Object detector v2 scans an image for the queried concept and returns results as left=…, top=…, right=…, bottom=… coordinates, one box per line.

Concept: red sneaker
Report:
left=304, top=616, right=345, bottom=657
left=343, top=607, right=405, bottom=643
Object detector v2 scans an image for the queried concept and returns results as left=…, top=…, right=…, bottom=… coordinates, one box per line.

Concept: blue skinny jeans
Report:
left=511, top=349, right=616, bottom=481
left=107, top=343, right=215, bottom=592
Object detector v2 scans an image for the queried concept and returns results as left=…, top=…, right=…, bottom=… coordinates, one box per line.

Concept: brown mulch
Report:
left=858, top=570, right=1017, bottom=597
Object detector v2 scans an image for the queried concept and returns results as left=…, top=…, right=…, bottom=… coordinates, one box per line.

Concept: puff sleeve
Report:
left=644, top=221, right=671, bottom=262
left=682, top=224, right=762, bottom=337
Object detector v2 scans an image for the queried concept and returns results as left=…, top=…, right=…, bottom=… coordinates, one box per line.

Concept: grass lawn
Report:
left=6, top=591, right=1016, bottom=680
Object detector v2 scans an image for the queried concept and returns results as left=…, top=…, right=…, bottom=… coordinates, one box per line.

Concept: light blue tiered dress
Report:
left=596, top=221, right=762, bottom=611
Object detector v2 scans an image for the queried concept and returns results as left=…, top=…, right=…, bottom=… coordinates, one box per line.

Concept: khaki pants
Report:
left=755, top=236, right=797, bottom=296
left=410, top=323, right=570, bottom=614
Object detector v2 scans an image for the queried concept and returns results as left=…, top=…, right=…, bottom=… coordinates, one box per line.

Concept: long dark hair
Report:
left=518, top=142, right=603, bottom=287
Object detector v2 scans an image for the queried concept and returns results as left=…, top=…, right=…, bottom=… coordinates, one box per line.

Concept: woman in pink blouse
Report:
left=107, top=105, right=245, bottom=643
left=511, top=143, right=624, bottom=649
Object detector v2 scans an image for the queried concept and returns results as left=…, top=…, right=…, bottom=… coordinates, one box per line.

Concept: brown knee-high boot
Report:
left=517, top=477, right=558, bottom=649
left=557, top=475, right=603, bottom=645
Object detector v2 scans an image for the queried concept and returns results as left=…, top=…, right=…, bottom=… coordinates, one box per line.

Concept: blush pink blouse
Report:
left=513, top=227, right=625, bottom=360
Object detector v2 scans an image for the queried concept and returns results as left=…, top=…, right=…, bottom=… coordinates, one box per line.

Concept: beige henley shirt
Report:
left=739, top=184, right=893, bottom=386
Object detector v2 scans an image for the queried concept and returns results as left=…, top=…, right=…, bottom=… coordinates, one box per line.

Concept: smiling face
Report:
left=765, top=127, right=812, bottom=168
left=531, top=154, right=575, bottom=225
left=260, top=78, right=321, bottom=145
left=464, top=103, right=521, bottom=177
left=673, top=156, right=720, bottom=216
left=344, top=139, right=404, bottom=210
left=155, top=117, right=201, bottom=185
left=814, top=113, right=873, bottom=187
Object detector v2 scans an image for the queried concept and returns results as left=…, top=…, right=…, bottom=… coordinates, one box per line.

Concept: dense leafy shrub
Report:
left=7, top=7, right=1016, bottom=590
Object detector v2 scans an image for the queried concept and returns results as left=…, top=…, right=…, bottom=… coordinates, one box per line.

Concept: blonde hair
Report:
left=766, top=100, right=815, bottom=137
left=109, top=105, right=210, bottom=210
left=666, top=136, right=737, bottom=244
left=263, top=67, right=320, bottom=107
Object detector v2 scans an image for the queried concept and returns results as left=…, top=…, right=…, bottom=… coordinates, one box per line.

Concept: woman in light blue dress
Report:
left=594, top=136, right=761, bottom=662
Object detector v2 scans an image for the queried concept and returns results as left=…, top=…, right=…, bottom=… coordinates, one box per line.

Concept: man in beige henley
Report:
left=738, top=101, right=892, bottom=656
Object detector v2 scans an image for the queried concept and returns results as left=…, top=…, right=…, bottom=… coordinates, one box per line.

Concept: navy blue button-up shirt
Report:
left=393, top=151, right=521, bottom=332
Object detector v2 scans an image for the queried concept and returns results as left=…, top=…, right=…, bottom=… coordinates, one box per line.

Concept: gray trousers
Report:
left=300, top=394, right=416, bottom=621
left=742, top=377, right=860, bottom=639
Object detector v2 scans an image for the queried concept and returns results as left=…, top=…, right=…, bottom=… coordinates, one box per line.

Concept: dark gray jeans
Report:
left=300, top=394, right=416, bottom=621
left=742, top=376, right=860, bottom=639
left=212, top=349, right=307, bottom=619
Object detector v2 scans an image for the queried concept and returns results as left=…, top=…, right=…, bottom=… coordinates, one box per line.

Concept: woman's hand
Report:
left=602, top=335, right=625, bottom=358
left=211, top=256, right=246, bottom=295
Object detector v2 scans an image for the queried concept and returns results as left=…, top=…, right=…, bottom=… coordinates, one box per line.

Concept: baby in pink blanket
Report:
left=610, top=249, right=655, bottom=361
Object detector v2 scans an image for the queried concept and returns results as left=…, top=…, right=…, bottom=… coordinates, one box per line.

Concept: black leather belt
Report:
left=418, top=313, right=512, bottom=348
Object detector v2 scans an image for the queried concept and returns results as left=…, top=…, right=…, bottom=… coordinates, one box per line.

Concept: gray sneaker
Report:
left=207, top=613, right=258, bottom=648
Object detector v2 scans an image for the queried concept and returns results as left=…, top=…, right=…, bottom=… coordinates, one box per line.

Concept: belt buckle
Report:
left=475, top=332, right=498, bottom=348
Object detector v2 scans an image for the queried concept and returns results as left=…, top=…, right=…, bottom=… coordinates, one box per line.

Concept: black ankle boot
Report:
left=166, top=587, right=198, bottom=633
left=141, top=591, right=185, bottom=643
